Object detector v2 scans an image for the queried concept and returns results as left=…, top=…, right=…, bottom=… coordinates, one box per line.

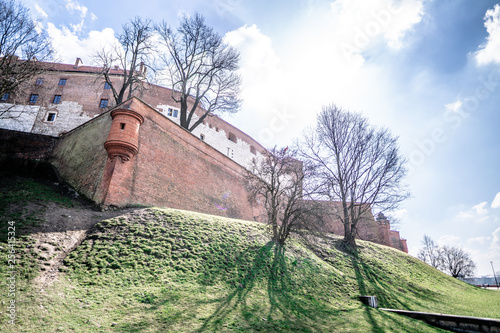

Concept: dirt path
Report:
left=29, top=202, right=136, bottom=291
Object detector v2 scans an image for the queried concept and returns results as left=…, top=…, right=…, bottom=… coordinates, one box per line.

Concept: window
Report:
left=200, top=134, right=205, bottom=141
left=250, top=146, right=256, bottom=155
left=58, top=79, right=67, bottom=86
left=29, top=94, right=38, bottom=104
left=46, top=113, right=56, bottom=122
left=228, top=132, right=237, bottom=143
left=53, top=95, right=61, bottom=104
left=167, top=108, right=178, bottom=118
left=1, top=93, right=9, bottom=102
left=120, top=123, right=126, bottom=130
left=35, top=78, right=43, bottom=85
left=99, top=99, right=108, bottom=108
left=104, top=82, right=111, bottom=89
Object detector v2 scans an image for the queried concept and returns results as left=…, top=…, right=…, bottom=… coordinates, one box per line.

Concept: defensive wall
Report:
left=0, top=58, right=266, bottom=169
left=0, top=59, right=408, bottom=252
left=51, top=97, right=263, bottom=220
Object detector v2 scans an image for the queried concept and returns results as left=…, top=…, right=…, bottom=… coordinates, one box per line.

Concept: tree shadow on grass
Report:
left=349, top=250, right=445, bottom=333
left=197, top=241, right=344, bottom=332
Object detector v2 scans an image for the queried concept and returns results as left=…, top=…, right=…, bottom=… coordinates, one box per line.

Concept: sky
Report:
left=21, top=0, right=500, bottom=277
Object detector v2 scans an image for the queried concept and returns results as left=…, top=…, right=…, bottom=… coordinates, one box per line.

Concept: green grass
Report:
left=0, top=178, right=76, bottom=284
left=1, top=179, right=499, bottom=332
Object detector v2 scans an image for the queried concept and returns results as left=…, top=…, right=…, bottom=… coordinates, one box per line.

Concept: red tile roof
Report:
left=42, top=61, right=127, bottom=75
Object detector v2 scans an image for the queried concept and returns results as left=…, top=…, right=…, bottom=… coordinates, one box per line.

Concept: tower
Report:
left=104, top=108, right=144, bottom=161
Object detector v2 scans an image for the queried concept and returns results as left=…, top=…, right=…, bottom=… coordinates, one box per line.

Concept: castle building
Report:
left=0, top=58, right=407, bottom=252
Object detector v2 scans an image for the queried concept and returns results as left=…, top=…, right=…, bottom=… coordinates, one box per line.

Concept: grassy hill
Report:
left=1, top=178, right=499, bottom=332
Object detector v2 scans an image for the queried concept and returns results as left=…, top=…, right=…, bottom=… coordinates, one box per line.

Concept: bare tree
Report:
left=417, top=235, right=442, bottom=269
left=299, top=105, right=410, bottom=250
left=156, top=13, right=241, bottom=132
left=246, top=147, right=324, bottom=246
left=439, top=245, right=476, bottom=278
left=0, top=0, right=53, bottom=110
left=93, top=17, right=154, bottom=105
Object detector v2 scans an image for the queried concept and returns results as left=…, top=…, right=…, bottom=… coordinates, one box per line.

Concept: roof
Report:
left=44, top=62, right=127, bottom=75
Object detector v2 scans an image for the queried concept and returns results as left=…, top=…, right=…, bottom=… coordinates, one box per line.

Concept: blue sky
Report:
left=23, top=0, right=500, bottom=276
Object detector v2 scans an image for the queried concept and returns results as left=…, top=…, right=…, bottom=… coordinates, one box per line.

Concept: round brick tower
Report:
left=104, top=108, right=144, bottom=161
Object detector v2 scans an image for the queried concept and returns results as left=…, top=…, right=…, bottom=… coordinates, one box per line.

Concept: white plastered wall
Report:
left=156, top=103, right=263, bottom=170
left=30, top=101, right=96, bottom=137
left=0, top=103, right=39, bottom=132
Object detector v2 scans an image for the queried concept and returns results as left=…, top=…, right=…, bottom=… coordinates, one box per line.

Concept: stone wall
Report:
left=50, top=112, right=112, bottom=203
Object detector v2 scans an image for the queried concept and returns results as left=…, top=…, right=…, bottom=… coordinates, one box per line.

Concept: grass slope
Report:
left=1, top=179, right=499, bottom=332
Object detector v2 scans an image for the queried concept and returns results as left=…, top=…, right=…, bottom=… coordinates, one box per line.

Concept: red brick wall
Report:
left=100, top=98, right=261, bottom=220
left=12, top=69, right=121, bottom=115
left=13, top=62, right=266, bottom=155
left=307, top=201, right=407, bottom=251
left=0, top=129, right=57, bottom=161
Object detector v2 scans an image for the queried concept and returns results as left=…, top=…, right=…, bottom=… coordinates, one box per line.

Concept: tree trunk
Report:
left=343, top=219, right=356, bottom=250
left=180, top=98, right=188, bottom=129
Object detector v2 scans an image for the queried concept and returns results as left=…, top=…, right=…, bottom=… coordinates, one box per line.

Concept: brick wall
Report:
left=1, top=60, right=267, bottom=171
left=307, top=201, right=407, bottom=252
left=96, top=98, right=262, bottom=220
left=0, top=129, right=58, bottom=161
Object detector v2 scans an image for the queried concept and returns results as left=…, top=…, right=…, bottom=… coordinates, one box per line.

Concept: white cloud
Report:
left=493, top=227, right=500, bottom=248
left=224, top=25, right=280, bottom=74
left=224, top=25, right=293, bottom=144
left=65, top=0, right=88, bottom=19
left=34, top=4, right=48, bottom=18
left=475, top=4, right=500, bottom=66
left=467, top=236, right=491, bottom=246
left=387, top=208, right=408, bottom=223
left=491, top=192, right=500, bottom=208
left=473, top=202, right=489, bottom=215
left=456, top=202, right=490, bottom=222
left=383, top=0, right=425, bottom=49
left=438, top=234, right=461, bottom=246
left=470, top=228, right=500, bottom=276
left=332, top=0, right=425, bottom=62
left=445, top=99, right=463, bottom=112
left=47, top=23, right=118, bottom=64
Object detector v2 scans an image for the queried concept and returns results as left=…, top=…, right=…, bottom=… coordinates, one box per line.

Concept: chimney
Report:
left=74, top=57, right=83, bottom=68
left=139, top=62, right=147, bottom=76
left=114, top=65, right=120, bottom=70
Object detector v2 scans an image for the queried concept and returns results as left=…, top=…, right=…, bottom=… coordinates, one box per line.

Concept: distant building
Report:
left=461, top=276, right=499, bottom=286
left=0, top=59, right=407, bottom=252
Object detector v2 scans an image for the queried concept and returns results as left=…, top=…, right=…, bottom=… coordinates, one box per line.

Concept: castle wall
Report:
left=308, top=201, right=407, bottom=252
left=101, top=98, right=261, bottom=220
left=321, top=213, right=388, bottom=245
left=50, top=112, right=112, bottom=203
left=0, top=129, right=57, bottom=161
left=1, top=61, right=265, bottom=172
